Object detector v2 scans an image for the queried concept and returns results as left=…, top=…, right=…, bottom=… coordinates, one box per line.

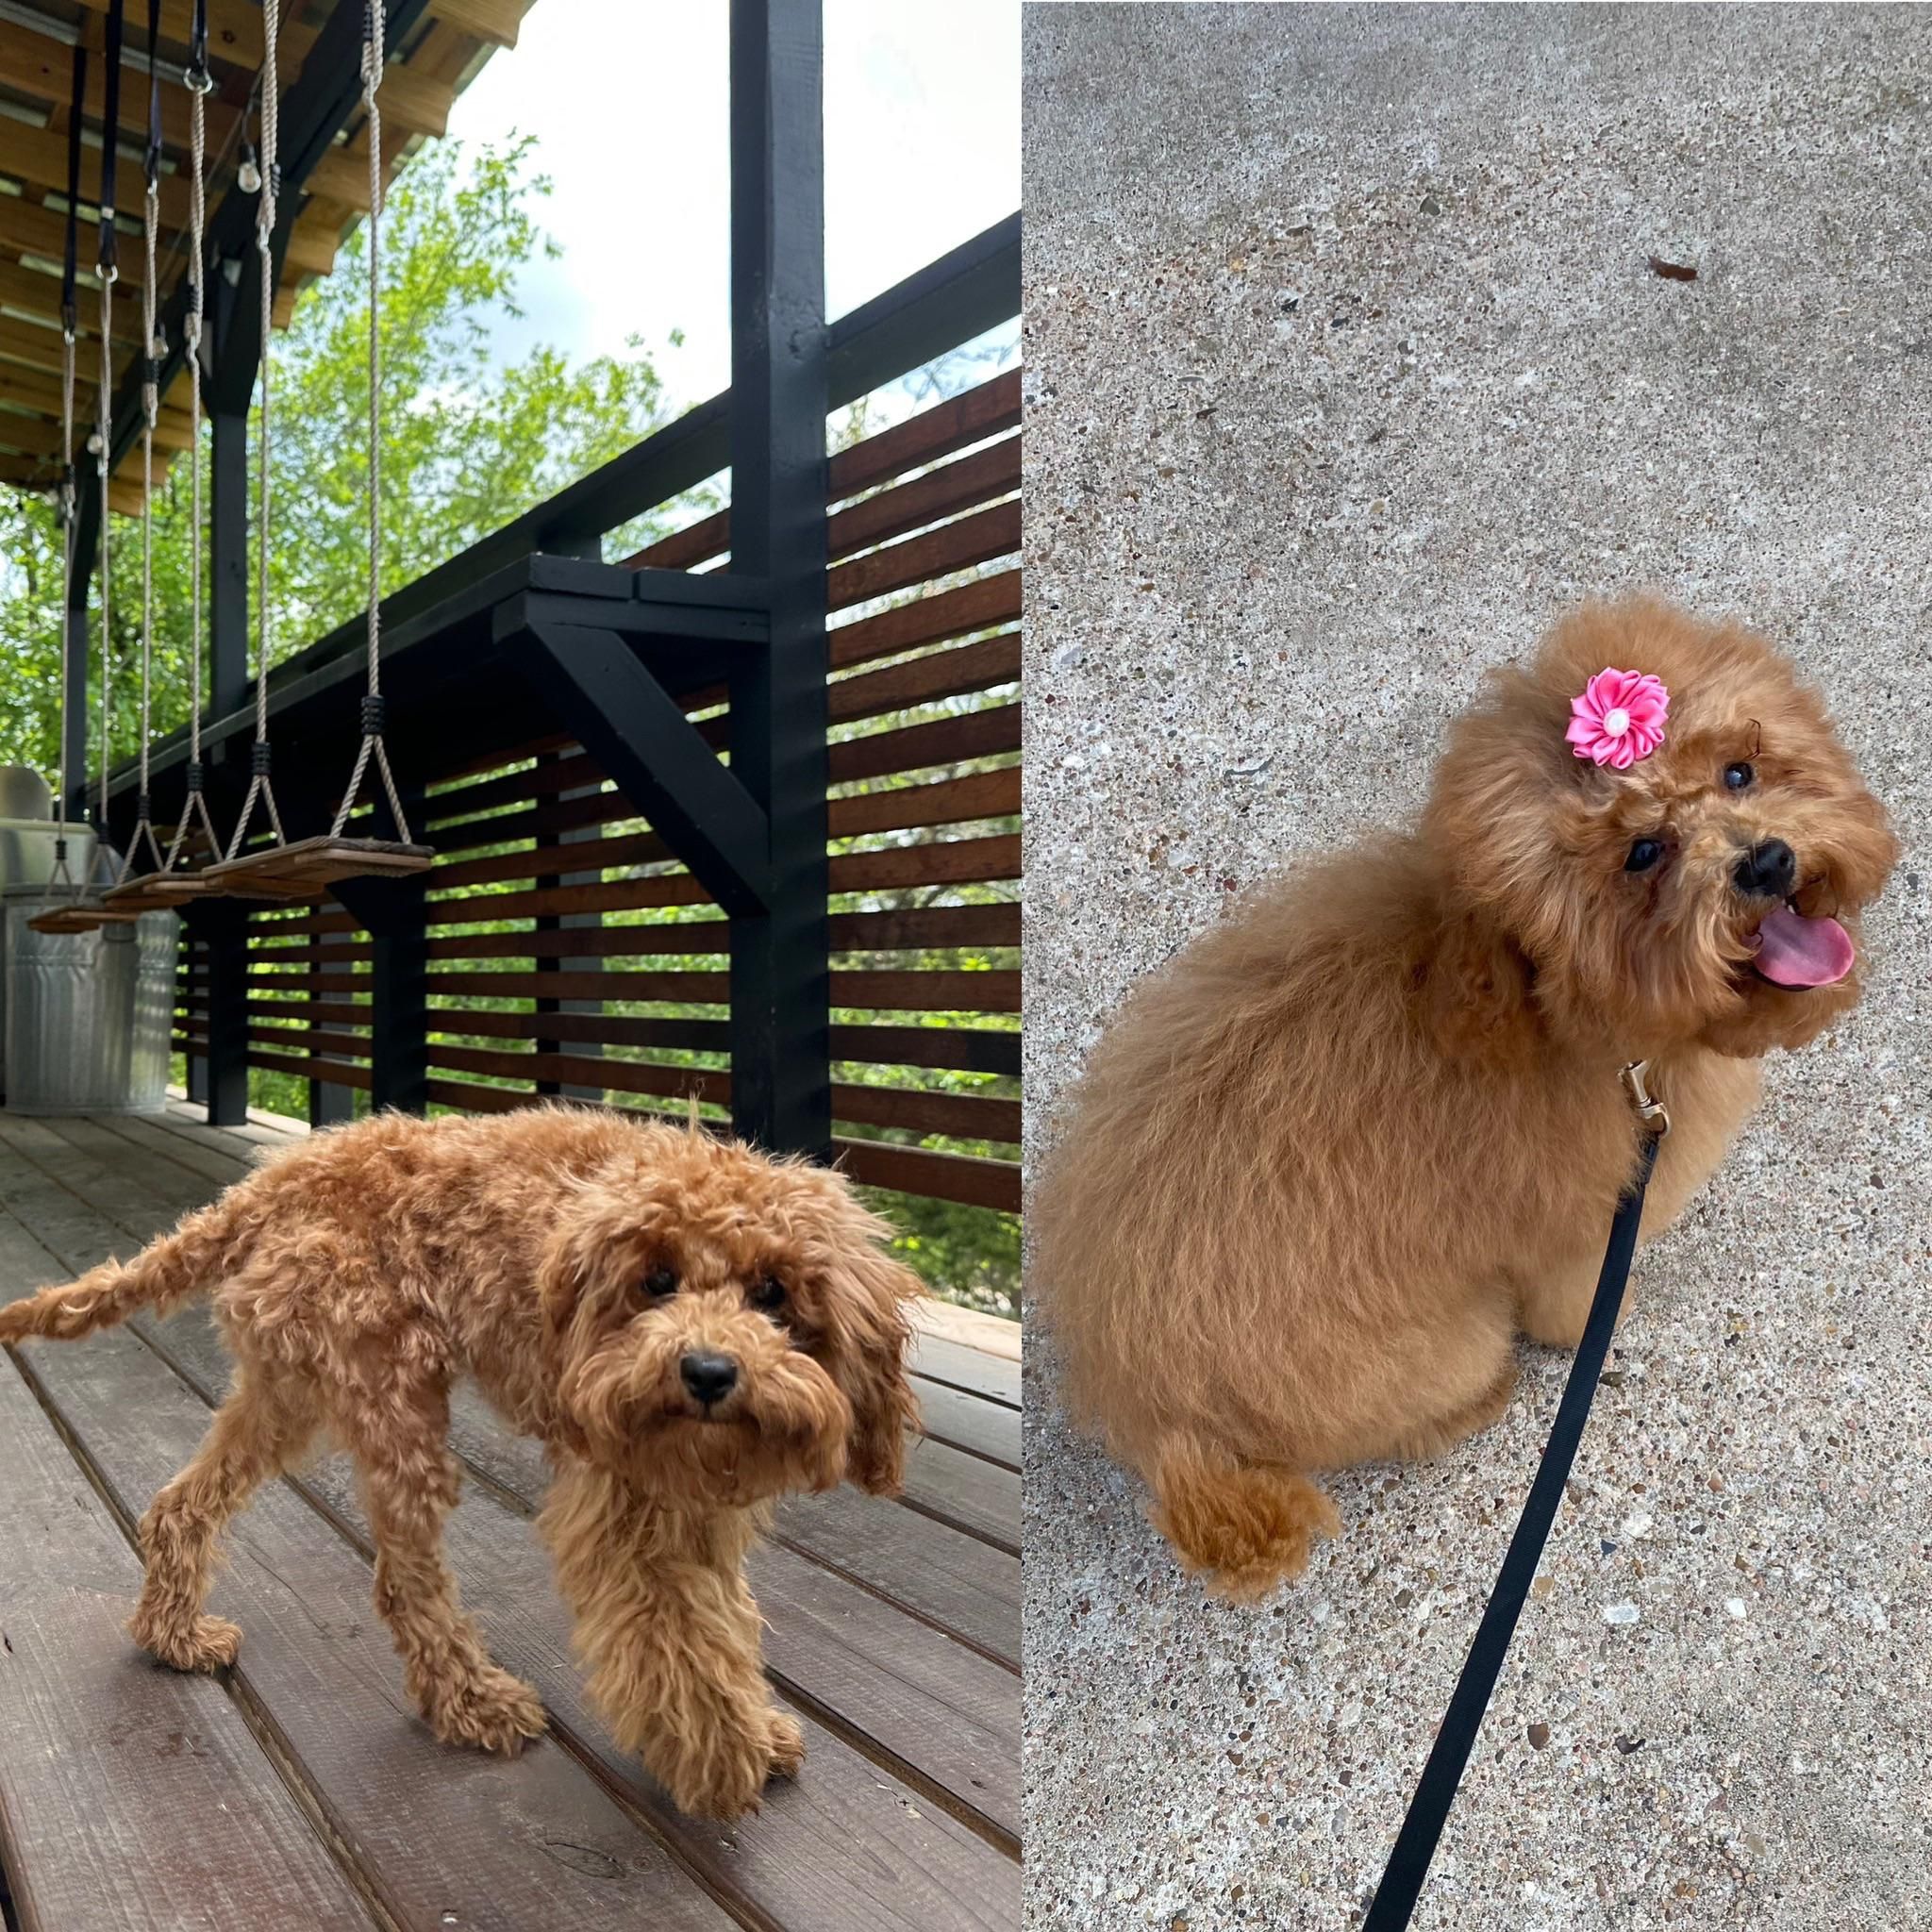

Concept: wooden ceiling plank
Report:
left=67, top=0, right=514, bottom=72
left=9, top=7, right=457, bottom=146
left=0, top=132, right=337, bottom=282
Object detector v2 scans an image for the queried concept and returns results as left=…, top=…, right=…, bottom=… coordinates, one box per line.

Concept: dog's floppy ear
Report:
left=825, top=1244, right=924, bottom=1496
left=1416, top=901, right=1541, bottom=1065
left=536, top=1179, right=643, bottom=1350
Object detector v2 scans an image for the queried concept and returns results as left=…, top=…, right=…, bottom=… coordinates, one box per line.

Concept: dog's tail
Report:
left=0, top=1198, right=241, bottom=1347
left=1145, top=1432, right=1341, bottom=1603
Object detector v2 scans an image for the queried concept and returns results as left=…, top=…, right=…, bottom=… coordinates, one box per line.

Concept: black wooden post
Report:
left=192, top=899, right=251, bottom=1126
left=726, top=0, right=831, bottom=1160
left=332, top=782, right=429, bottom=1116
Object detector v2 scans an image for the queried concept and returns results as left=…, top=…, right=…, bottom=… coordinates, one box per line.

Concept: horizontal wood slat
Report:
left=403, top=902, right=1018, bottom=963
left=829, top=632, right=1020, bottom=724
left=189, top=965, right=1019, bottom=1013
left=834, top=1140, right=1021, bottom=1214
left=420, top=1049, right=1015, bottom=1143
left=626, top=370, right=1023, bottom=572
left=182, top=1009, right=1018, bottom=1075
left=831, top=570, right=1022, bottom=672
left=829, top=710, right=1022, bottom=785
left=828, top=501, right=1021, bottom=614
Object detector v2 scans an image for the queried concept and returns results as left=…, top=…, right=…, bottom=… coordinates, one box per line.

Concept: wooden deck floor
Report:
left=0, top=1101, right=1019, bottom=1932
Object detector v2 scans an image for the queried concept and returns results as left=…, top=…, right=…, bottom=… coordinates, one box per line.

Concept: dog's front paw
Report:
left=130, top=1610, right=242, bottom=1674
left=425, top=1662, right=549, bottom=1757
left=662, top=1705, right=801, bottom=1821
left=764, top=1706, right=806, bottom=1782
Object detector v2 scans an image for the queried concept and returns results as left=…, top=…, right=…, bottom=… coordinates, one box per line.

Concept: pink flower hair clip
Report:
left=1566, top=667, right=1669, bottom=770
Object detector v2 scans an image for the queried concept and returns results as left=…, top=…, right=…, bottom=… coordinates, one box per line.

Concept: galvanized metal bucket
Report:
left=0, top=823, right=101, bottom=1092
left=2, top=890, right=179, bottom=1115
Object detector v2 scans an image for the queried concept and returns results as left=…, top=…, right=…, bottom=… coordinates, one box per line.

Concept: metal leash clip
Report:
left=1620, top=1058, right=1670, bottom=1139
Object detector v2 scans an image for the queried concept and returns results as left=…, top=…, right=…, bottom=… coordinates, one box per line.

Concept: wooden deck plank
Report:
left=909, top=1332, right=1021, bottom=1409
left=776, top=1488, right=1019, bottom=1668
left=4, top=1115, right=1023, bottom=1889
left=0, top=1193, right=743, bottom=1932
left=899, top=1433, right=1020, bottom=1553
left=88, top=1108, right=267, bottom=1189
left=910, top=1374, right=1021, bottom=1470
left=0, top=1225, right=377, bottom=1932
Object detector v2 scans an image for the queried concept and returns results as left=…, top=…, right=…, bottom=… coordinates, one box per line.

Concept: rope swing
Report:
left=107, top=0, right=230, bottom=910
left=34, top=41, right=89, bottom=921
left=205, top=0, right=432, bottom=896
left=32, top=6, right=142, bottom=936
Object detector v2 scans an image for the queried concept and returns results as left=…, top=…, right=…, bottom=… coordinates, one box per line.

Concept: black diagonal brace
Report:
left=513, top=620, right=772, bottom=918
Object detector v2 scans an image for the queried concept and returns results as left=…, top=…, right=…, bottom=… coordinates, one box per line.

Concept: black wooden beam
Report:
left=333, top=874, right=428, bottom=1116
left=510, top=618, right=772, bottom=918
left=332, top=780, right=428, bottom=1115
left=726, top=0, right=831, bottom=1160
left=188, top=898, right=250, bottom=1127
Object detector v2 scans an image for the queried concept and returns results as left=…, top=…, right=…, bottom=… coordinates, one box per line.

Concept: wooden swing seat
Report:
left=199, top=836, right=435, bottom=899
left=25, top=902, right=143, bottom=935
left=101, top=870, right=226, bottom=911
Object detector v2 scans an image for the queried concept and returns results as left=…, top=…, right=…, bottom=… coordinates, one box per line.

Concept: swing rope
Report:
left=89, top=0, right=125, bottom=899
left=328, top=0, right=414, bottom=849
left=123, top=0, right=169, bottom=882
left=45, top=41, right=88, bottom=904
left=223, top=0, right=288, bottom=862
left=161, top=0, right=225, bottom=875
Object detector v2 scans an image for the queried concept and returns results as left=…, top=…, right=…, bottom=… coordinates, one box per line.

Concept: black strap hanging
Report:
left=143, top=0, right=163, bottom=199
left=98, top=0, right=126, bottom=277
left=1362, top=1085, right=1669, bottom=1932
left=60, top=44, right=86, bottom=344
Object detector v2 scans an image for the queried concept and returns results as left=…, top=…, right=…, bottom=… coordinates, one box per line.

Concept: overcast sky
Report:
left=441, top=1, right=1021, bottom=409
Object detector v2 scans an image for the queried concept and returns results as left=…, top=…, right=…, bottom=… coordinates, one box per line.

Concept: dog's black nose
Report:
left=679, top=1352, right=739, bottom=1407
left=1733, top=838, right=1796, bottom=900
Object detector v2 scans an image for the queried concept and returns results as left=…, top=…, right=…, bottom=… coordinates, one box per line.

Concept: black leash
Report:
left=1362, top=1064, right=1669, bottom=1931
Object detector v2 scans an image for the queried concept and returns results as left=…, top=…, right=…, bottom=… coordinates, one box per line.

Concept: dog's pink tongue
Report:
left=1751, top=905, right=1855, bottom=988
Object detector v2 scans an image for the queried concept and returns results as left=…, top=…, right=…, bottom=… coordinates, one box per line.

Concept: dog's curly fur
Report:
left=0, top=1107, right=922, bottom=1819
left=1035, top=599, right=1897, bottom=1602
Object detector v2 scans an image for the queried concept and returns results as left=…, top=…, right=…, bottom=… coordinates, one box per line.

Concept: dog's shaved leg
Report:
left=130, top=1369, right=317, bottom=1672
left=344, top=1380, right=546, bottom=1757
left=541, top=1461, right=802, bottom=1821
left=1517, top=1257, right=1610, bottom=1352
left=1147, top=1434, right=1341, bottom=1604
left=1386, top=1357, right=1520, bottom=1461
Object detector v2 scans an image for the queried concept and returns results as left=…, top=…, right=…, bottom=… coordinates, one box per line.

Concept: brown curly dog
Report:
left=1036, top=598, right=1897, bottom=1602
left=0, top=1107, right=922, bottom=1819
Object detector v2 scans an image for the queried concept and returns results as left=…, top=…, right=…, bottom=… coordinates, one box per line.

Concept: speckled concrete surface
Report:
left=1020, top=8, right=1932, bottom=1928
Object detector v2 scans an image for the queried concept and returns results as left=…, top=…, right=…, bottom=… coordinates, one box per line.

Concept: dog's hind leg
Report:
left=1146, top=1433, right=1341, bottom=1603
left=130, top=1366, right=318, bottom=1671
left=340, top=1371, right=547, bottom=1757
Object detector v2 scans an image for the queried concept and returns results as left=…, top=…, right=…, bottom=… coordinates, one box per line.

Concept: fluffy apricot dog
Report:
left=1036, top=599, right=1896, bottom=1602
left=0, top=1107, right=921, bottom=1819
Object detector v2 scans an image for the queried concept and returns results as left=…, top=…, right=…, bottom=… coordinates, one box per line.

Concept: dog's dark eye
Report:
left=1724, top=760, right=1755, bottom=791
left=641, top=1267, right=679, bottom=1299
left=1624, top=838, right=1665, bottom=874
left=749, top=1276, right=787, bottom=1316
